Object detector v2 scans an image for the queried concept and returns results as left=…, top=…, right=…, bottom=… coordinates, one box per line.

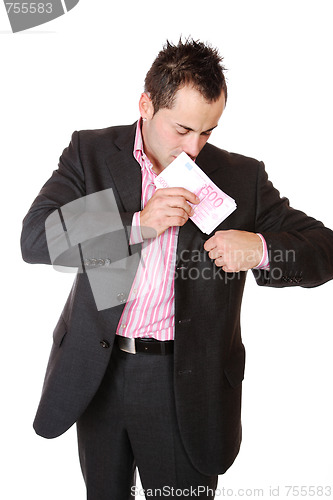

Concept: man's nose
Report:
left=183, top=135, right=202, bottom=161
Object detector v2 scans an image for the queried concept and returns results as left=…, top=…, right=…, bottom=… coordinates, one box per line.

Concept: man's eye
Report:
left=176, top=129, right=189, bottom=135
left=202, top=131, right=212, bottom=137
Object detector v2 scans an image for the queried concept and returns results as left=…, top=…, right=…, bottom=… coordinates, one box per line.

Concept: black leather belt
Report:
left=116, top=335, right=174, bottom=355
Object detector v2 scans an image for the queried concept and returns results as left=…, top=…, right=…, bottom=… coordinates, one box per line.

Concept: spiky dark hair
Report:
left=144, top=37, right=227, bottom=114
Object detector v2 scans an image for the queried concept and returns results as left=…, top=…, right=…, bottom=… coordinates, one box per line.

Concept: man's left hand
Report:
left=204, top=230, right=263, bottom=272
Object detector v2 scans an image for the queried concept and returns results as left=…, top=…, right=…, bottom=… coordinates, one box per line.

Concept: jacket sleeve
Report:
left=21, top=132, right=137, bottom=268
left=21, top=131, right=86, bottom=265
left=252, top=162, right=333, bottom=288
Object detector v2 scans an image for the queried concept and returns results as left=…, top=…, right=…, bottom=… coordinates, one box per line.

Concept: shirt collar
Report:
left=133, top=118, right=144, bottom=157
left=133, top=118, right=155, bottom=174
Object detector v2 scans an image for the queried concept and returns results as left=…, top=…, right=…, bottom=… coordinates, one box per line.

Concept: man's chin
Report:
left=168, top=155, right=178, bottom=165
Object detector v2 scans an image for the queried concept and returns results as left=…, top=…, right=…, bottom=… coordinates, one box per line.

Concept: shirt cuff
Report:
left=254, top=233, right=270, bottom=270
left=129, top=212, right=144, bottom=245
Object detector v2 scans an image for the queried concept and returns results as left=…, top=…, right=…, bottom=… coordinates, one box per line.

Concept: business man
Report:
left=21, top=38, right=333, bottom=499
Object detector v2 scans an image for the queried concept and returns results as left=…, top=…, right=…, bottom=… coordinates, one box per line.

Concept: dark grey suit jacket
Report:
left=21, top=122, right=333, bottom=475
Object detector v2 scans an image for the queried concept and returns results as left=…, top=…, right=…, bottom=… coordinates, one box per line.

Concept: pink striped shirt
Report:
left=116, top=120, right=178, bottom=340
left=116, top=120, right=269, bottom=340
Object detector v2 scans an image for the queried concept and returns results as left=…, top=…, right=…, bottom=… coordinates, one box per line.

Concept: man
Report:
left=21, top=39, right=333, bottom=499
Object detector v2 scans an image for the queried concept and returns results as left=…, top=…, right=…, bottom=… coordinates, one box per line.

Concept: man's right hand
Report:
left=140, top=187, right=200, bottom=238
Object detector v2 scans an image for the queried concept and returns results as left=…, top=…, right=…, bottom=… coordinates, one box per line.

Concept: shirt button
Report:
left=121, top=324, right=126, bottom=329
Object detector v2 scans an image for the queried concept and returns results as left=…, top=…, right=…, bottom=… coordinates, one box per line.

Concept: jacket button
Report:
left=100, top=340, right=110, bottom=349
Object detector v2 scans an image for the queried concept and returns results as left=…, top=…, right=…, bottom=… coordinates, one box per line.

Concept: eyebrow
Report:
left=176, top=123, right=218, bottom=134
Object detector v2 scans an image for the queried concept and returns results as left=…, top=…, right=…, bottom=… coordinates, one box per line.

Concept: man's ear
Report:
left=139, top=93, right=154, bottom=120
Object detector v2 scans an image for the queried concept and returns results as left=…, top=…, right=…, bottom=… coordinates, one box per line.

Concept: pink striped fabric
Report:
left=116, top=120, right=178, bottom=340
left=255, top=233, right=269, bottom=269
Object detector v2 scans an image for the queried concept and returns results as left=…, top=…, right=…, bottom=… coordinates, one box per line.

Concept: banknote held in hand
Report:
left=154, top=152, right=237, bottom=234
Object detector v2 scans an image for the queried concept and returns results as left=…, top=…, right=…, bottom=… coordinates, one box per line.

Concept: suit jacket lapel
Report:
left=105, top=123, right=142, bottom=213
left=196, top=144, right=225, bottom=177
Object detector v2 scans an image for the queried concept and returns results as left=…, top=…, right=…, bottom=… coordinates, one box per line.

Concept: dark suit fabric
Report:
left=21, top=122, right=333, bottom=476
left=77, top=343, right=218, bottom=499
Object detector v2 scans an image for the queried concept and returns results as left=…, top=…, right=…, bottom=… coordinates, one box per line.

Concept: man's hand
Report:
left=140, top=187, right=200, bottom=238
left=204, top=230, right=263, bottom=272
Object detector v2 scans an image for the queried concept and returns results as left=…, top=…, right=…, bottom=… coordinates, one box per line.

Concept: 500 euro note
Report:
left=154, top=152, right=237, bottom=234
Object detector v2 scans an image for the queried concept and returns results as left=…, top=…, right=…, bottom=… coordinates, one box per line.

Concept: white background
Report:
left=1, top=1, right=332, bottom=498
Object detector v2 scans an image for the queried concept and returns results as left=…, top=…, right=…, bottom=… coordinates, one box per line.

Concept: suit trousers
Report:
left=77, top=342, right=218, bottom=499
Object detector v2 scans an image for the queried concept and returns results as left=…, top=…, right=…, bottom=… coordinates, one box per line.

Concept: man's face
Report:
left=139, top=86, right=226, bottom=174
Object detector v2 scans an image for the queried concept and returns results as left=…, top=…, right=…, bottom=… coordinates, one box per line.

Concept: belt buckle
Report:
left=117, top=336, right=136, bottom=354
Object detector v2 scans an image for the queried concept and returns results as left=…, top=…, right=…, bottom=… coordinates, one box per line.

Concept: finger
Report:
left=222, top=265, right=235, bottom=273
left=166, top=215, right=190, bottom=228
left=213, top=256, right=225, bottom=267
left=204, top=230, right=229, bottom=252
left=167, top=207, right=192, bottom=221
left=204, top=236, right=217, bottom=252
left=166, top=196, right=195, bottom=216
left=161, top=187, right=200, bottom=205
left=208, top=249, right=221, bottom=260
